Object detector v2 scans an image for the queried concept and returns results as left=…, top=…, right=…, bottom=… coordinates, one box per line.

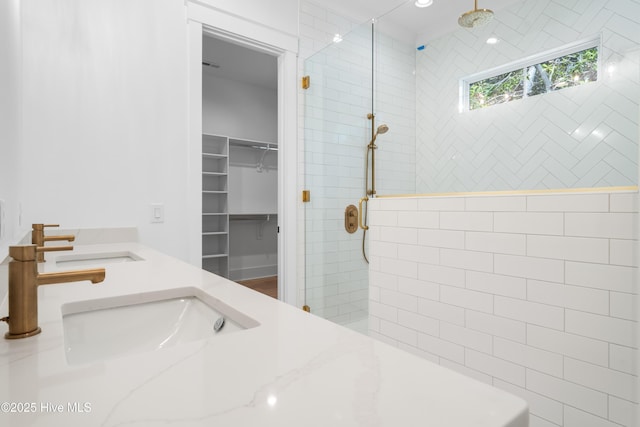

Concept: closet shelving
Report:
left=202, top=134, right=229, bottom=277
left=229, top=214, right=277, bottom=220
left=202, top=134, right=278, bottom=279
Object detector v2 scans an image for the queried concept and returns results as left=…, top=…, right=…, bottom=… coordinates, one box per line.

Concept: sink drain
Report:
left=214, top=317, right=225, bottom=332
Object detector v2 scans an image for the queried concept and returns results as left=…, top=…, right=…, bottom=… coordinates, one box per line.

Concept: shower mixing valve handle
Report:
left=358, top=197, right=369, bottom=231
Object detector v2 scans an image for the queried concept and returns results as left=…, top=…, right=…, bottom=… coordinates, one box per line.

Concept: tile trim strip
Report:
left=377, top=186, right=638, bottom=199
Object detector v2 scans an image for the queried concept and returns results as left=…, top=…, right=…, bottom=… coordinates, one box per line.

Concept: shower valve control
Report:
left=345, top=205, right=358, bottom=234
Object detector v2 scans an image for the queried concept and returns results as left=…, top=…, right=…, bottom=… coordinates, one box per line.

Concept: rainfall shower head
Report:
left=458, top=0, right=494, bottom=28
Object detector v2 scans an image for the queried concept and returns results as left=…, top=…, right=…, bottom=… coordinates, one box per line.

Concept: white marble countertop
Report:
left=0, top=241, right=528, bottom=426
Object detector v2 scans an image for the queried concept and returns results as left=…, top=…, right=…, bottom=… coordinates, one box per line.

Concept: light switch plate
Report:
left=150, top=203, right=164, bottom=223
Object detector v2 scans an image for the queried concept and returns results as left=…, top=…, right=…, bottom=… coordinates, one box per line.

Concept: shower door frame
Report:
left=302, top=21, right=375, bottom=327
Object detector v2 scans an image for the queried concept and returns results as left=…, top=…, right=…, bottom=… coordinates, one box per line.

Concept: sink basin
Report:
left=61, top=287, right=259, bottom=365
left=56, top=251, right=143, bottom=268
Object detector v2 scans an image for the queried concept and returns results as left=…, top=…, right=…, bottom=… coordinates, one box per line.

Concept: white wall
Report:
left=228, top=147, right=278, bottom=214
left=374, top=30, right=416, bottom=195
left=11, top=0, right=298, bottom=268
left=203, top=73, right=277, bottom=142
left=194, top=0, right=298, bottom=40
left=369, top=191, right=638, bottom=427
left=18, top=0, right=189, bottom=260
left=229, top=218, right=278, bottom=281
left=0, top=0, right=22, bottom=303
left=416, top=0, right=640, bottom=192
left=0, top=0, right=22, bottom=248
left=228, top=146, right=278, bottom=281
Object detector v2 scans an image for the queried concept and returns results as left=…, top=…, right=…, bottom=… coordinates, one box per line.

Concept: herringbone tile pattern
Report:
left=416, top=0, right=639, bottom=193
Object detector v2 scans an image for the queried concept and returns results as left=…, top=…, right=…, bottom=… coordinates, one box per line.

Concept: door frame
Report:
left=186, top=3, right=298, bottom=305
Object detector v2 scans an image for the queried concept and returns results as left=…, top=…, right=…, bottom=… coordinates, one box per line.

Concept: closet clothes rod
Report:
left=229, top=139, right=278, bottom=151
left=229, top=214, right=276, bottom=221
left=228, top=159, right=276, bottom=171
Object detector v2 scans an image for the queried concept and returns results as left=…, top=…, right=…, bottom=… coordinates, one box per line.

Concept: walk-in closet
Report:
left=201, top=35, right=278, bottom=298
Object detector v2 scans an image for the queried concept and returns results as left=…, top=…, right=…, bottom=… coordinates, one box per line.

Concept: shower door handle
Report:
left=358, top=197, right=369, bottom=230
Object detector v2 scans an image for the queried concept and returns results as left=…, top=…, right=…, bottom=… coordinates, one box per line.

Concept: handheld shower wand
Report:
left=367, top=123, right=389, bottom=196
left=369, top=124, right=389, bottom=147
left=359, top=116, right=390, bottom=264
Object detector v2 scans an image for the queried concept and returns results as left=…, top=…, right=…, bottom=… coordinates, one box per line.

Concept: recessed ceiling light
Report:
left=415, top=0, right=433, bottom=8
left=333, top=34, right=343, bottom=43
left=486, top=37, right=499, bottom=44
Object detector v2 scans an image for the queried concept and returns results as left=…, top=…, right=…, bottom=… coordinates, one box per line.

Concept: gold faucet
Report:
left=1, top=245, right=105, bottom=339
left=32, top=224, right=75, bottom=262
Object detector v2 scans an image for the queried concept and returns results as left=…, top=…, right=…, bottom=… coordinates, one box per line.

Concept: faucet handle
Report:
left=37, top=245, right=73, bottom=253
left=32, top=223, right=60, bottom=231
left=31, top=225, right=75, bottom=262
left=9, top=245, right=38, bottom=262
left=44, top=234, right=75, bottom=243
left=7, top=245, right=71, bottom=261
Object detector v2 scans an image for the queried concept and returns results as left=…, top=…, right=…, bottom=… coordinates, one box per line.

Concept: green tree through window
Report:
left=468, top=47, right=598, bottom=111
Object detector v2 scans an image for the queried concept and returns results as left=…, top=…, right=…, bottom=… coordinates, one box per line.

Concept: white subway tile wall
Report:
left=416, top=0, right=639, bottom=192
left=373, top=30, right=417, bottom=196
left=369, top=191, right=638, bottom=427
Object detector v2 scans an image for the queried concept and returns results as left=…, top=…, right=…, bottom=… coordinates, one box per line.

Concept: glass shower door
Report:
left=303, top=22, right=373, bottom=333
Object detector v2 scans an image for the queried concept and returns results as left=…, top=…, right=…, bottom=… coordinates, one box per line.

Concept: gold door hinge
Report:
left=302, top=76, right=310, bottom=89
left=302, top=190, right=311, bottom=202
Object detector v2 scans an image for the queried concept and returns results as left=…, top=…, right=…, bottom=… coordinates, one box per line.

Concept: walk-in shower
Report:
left=303, top=0, right=639, bottom=335
left=302, top=15, right=415, bottom=332
left=302, top=4, right=639, bottom=427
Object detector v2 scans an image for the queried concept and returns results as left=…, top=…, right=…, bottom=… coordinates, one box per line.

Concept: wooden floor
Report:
left=236, top=276, right=277, bottom=299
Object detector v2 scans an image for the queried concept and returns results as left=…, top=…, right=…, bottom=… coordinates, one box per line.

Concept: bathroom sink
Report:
left=61, top=287, right=259, bottom=365
left=55, top=251, right=143, bottom=268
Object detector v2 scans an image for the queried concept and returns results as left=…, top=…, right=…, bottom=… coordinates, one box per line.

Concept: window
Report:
left=462, top=38, right=600, bottom=111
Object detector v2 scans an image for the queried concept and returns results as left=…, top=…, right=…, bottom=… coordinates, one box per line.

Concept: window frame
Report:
left=459, top=35, right=602, bottom=112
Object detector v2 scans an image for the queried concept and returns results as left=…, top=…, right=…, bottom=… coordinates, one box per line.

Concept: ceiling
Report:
left=318, top=0, right=522, bottom=43
left=201, top=0, right=521, bottom=90
left=202, top=35, right=277, bottom=90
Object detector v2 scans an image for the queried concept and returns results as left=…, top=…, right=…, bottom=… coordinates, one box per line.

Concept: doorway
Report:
left=188, top=19, right=298, bottom=305
left=200, top=34, right=279, bottom=298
